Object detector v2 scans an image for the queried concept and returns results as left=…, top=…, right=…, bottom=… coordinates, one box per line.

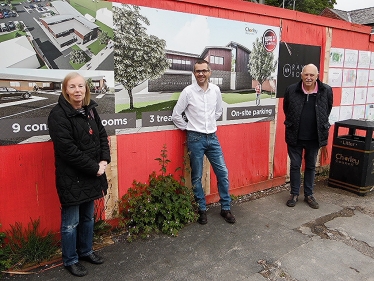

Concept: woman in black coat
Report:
left=48, top=72, right=111, bottom=277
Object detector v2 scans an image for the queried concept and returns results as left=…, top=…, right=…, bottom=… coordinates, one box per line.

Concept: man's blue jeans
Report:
left=287, top=140, right=320, bottom=197
left=61, top=200, right=94, bottom=266
left=187, top=131, right=231, bottom=211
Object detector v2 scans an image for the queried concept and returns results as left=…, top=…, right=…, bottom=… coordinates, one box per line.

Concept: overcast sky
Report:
left=334, top=0, right=374, bottom=11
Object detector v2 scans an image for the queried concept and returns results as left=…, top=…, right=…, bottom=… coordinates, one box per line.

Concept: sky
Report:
left=334, top=0, right=374, bottom=11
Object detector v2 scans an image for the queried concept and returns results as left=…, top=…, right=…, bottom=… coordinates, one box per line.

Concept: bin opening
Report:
left=336, top=127, right=374, bottom=141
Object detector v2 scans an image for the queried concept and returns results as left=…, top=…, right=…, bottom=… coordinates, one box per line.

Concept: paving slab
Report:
left=244, top=190, right=343, bottom=230
left=281, top=238, right=374, bottom=281
left=325, top=211, right=374, bottom=247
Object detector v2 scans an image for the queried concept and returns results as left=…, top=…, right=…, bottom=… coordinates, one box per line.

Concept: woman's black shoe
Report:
left=80, top=252, right=104, bottom=264
left=65, top=262, right=88, bottom=277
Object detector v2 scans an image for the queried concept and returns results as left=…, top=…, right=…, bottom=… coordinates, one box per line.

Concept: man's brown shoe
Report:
left=304, top=195, right=319, bottom=209
left=220, top=210, right=236, bottom=224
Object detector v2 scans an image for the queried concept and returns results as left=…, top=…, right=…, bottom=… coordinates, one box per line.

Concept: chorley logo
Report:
left=245, top=27, right=257, bottom=34
left=335, top=153, right=360, bottom=166
left=262, top=29, right=277, bottom=52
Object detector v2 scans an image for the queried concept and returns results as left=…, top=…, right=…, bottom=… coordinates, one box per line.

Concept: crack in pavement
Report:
left=258, top=206, right=374, bottom=280
left=258, top=259, right=298, bottom=281
left=301, top=207, right=374, bottom=259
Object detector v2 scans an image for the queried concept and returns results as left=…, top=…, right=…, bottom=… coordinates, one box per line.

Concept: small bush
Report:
left=6, top=218, right=59, bottom=269
left=0, top=224, right=11, bottom=273
left=119, top=145, right=197, bottom=241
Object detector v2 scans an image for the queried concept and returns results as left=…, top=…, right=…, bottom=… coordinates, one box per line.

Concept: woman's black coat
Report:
left=48, top=95, right=111, bottom=206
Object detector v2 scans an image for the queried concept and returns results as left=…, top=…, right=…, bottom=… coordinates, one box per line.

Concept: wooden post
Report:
left=104, top=136, right=119, bottom=219
left=268, top=99, right=279, bottom=179
left=184, top=145, right=211, bottom=195
left=317, top=26, right=333, bottom=169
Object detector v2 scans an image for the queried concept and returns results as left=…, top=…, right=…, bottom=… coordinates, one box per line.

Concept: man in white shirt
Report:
left=172, top=59, right=235, bottom=224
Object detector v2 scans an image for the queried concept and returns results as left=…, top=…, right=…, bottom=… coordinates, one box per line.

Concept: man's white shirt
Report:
left=172, top=82, right=223, bottom=134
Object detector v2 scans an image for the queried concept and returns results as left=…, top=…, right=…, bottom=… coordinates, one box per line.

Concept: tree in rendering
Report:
left=248, top=37, right=277, bottom=95
left=87, top=78, right=94, bottom=91
left=16, top=22, right=24, bottom=32
left=98, top=31, right=110, bottom=45
left=70, top=49, right=86, bottom=64
left=113, top=4, right=170, bottom=110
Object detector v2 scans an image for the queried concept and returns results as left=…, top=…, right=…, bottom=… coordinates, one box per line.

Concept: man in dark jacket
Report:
left=48, top=72, right=111, bottom=277
left=283, top=64, right=333, bottom=209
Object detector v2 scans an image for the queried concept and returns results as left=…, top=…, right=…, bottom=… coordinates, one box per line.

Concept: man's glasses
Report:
left=194, top=69, right=210, bottom=74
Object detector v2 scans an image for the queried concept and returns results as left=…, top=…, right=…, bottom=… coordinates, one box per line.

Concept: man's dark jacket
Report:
left=48, top=95, right=111, bottom=206
left=283, top=79, right=333, bottom=147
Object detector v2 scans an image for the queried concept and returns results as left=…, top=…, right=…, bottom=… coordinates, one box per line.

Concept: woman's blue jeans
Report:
left=61, top=200, right=94, bottom=266
left=287, top=140, right=320, bottom=197
left=187, top=131, right=231, bottom=211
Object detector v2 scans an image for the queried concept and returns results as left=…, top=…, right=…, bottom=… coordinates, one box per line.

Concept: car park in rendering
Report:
left=0, top=87, right=32, bottom=100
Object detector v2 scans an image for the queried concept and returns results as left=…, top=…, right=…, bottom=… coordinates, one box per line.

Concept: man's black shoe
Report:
left=286, top=194, right=298, bottom=207
left=197, top=210, right=207, bottom=224
left=65, top=262, right=88, bottom=277
left=80, top=252, right=104, bottom=264
left=220, top=209, right=236, bottom=224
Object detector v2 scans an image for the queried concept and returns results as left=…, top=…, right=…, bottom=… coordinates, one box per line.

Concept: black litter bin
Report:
left=328, top=119, right=374, bottom=195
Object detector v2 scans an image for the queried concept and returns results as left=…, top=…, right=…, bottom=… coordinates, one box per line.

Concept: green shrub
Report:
left=0, top=224, right=11, bottom=273
left=119, top=145, right=197, bottom=241
left=6, top=218, right=59, bottom=269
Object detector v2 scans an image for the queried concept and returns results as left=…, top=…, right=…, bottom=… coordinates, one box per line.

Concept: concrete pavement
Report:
left=3, top=180, right=374, bottom=281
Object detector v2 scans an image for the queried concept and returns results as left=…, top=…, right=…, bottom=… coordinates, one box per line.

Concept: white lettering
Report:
left=24, top=123, right=48, bottom=132
left=101, top=118, right=128, bottom=126
left=253, top=108, right=273, bottom=116
left=156, top=114, right=172, bottom=122
left=231, top=109, right=252, bottom=117
left=12, top=123, right=20, bottom=133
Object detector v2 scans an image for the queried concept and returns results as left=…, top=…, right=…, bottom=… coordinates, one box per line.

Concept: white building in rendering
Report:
left=0, top=36, right=41, bottom=69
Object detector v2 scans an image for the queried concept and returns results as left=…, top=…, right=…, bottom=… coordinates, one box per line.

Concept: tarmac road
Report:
left=2, top=179, right=374, bottom=281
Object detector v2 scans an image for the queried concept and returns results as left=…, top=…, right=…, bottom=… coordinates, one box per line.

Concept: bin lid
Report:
left=335, top=119, right=374, bottom=129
